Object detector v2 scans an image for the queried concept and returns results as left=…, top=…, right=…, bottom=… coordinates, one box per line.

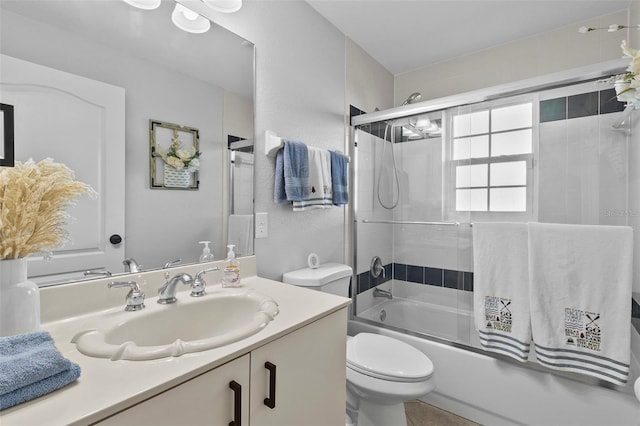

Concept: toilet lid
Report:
left=346, top=333, right=433, bottom=382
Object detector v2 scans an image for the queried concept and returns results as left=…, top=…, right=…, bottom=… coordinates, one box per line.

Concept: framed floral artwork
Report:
left=149, top=120, right=200, bottom=190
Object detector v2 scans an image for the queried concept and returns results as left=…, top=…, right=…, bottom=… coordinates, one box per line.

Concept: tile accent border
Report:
left=539, top=88, right=625, bottom=123
left=357, top=262, right=639, bottom=320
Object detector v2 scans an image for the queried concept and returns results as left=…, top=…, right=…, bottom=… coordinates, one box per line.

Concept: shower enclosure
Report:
left=350, top=62, right=638, bottom=388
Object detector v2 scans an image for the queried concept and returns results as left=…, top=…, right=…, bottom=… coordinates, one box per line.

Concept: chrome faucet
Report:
left=191, top=267, right=219, bottom=297
left=123, top=258, right=141, bottom=273
left=373, top=287, right=392, bottom=299
left=157, top=273, right=194, bottom=304
left=109, top=281, right=145, bottom=311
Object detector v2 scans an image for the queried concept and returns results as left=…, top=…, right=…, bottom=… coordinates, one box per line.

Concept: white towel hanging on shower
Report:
left=472, top=222, right=531, bottom=362
left=528, top=222, right=633, bottom=385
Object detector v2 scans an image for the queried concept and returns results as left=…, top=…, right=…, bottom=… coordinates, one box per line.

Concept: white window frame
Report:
left=444, top=95, right=539, bottom=223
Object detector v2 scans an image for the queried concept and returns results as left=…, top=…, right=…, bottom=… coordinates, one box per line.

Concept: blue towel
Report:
left=283, top=140, right=310, bottom=201
left=330, top=150, right=349, bottom=205
left=274, top=148, right=287, bottom=203
left=0, top=364, right=81, bottom=411
left=0, top=331, right=81, bottom=410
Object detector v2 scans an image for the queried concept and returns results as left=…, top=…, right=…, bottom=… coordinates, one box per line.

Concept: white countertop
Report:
left=1, top=258, right=351, bottom=425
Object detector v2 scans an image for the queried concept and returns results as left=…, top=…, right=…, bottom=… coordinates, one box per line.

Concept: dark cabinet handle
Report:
left=264, top=361, right=276, bottom=409
left=229, top=380, right=242, bottom=426
left=109, top=234, right=122, bottom=245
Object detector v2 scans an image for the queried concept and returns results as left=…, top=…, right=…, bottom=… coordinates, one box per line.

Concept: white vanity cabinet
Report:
left=250, top=308, right=347, bottom=426
left=97, top=308, right=347, bottom=426
left=97, top=354, right=250, bottom=426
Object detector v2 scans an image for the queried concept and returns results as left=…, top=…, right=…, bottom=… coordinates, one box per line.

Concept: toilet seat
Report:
left=346, top=333, right=433, bottom=383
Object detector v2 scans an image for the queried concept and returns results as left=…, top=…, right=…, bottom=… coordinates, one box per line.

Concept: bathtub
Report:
left=351, top=296, right=640, bottom=425
left=358, top=297, right=473, bottom=344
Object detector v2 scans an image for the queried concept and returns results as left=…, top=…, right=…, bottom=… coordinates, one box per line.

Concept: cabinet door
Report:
left=250, top=308, right=348, bottom=426
left=98, top=354, right=250, bottom=426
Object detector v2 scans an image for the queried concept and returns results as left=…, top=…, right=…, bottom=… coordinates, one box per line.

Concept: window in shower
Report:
left=448, top=99, right=535, bottom=221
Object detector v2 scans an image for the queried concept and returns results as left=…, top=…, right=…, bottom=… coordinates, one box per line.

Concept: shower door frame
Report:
left=349, top=58, right=631, bottom=391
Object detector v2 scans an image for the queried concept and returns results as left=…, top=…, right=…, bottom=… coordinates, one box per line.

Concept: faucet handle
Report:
left=192, top=267, right=219, bottom=297
left=84, top=269, right=112, bottom=277
left=163, top=258, right=181, bottom=269
left=109, top=281, right=145, bottom=311
left=370, top=256, right=385, bottom=278
left=163, top=258, right=182, bottom=280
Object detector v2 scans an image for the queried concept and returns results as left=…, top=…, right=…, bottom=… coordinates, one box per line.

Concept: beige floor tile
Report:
left=404, top=400, right=481, bottom=426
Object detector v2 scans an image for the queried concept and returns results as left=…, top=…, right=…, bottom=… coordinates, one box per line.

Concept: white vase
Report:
left=0, top=258, right=40, bottom=336
left=164, top=166, right=192, bottom=188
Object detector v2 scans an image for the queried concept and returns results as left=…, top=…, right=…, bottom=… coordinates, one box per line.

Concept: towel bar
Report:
left=264, top=130, right=349, bottom=161
left=361, top=219, right=472, bottom=227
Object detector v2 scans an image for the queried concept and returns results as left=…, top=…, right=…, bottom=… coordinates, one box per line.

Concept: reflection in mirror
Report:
left=150, top=120, right=201, bottom=190
left=0, top=0, right=254, bottom=285
left=228, top=137, right=254, bottom=257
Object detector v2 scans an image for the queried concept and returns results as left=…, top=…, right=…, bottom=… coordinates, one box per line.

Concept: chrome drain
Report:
left=379, top=309, right=387, bottom=322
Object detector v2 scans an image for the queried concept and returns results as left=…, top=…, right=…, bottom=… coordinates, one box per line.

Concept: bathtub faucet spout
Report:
left=373, top=287, right=392, bottom=299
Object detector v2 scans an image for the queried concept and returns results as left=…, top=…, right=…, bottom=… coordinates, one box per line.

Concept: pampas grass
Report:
left=0, top=159, right=95, bottom=259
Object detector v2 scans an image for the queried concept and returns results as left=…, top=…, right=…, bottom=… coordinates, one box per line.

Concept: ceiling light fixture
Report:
left=122, top=0, right=161, bottom=10
left=171, top=3, right=211, bottom=34
left=201, top=0, right=242, bottom=14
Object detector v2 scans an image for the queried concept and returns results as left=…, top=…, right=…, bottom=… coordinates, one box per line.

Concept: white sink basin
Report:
left=72, top=288, right=279, bottom=361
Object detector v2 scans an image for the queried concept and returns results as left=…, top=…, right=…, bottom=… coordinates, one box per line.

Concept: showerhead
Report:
left=402, top=92, right=422, bottom=106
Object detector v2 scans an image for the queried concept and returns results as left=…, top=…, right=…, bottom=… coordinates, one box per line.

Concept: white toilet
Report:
left=283, top=263, right=436, bottom=426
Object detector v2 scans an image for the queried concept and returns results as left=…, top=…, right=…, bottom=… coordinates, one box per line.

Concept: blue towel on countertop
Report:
left=0, top=364, right=81, bottom=411
left=330, top=150, right=349, bottom=205
left=0, top=331, right=81, bottom=410
left=283, top=140, right=310, bottom=202
left=274, top=148, right=287, bottom=203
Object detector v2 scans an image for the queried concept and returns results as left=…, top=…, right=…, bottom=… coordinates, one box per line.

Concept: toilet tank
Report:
left=282, top=263, right=353, bottom=297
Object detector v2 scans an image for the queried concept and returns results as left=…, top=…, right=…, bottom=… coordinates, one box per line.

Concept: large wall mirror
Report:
left=0, top=0, right=254, bottom=285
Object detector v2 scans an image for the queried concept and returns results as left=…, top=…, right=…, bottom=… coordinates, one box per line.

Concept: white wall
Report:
left=224, top=92, right=254, bottom=142
left=395, top=9, right=629, bottom=105
left=0, top=10, right=226, bottom=269
left=192, top=1, right=347, bottom=280
left=346, top=39, right=394, bottom=114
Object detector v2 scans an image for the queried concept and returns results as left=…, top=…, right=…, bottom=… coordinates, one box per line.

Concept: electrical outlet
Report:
left=255, top=212, right=268, bottom=238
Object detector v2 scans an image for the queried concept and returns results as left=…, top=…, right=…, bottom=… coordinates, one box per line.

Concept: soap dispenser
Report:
left=198, top=241, right=214, bottom=263
left=221, top=244, right=241, bottom=287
